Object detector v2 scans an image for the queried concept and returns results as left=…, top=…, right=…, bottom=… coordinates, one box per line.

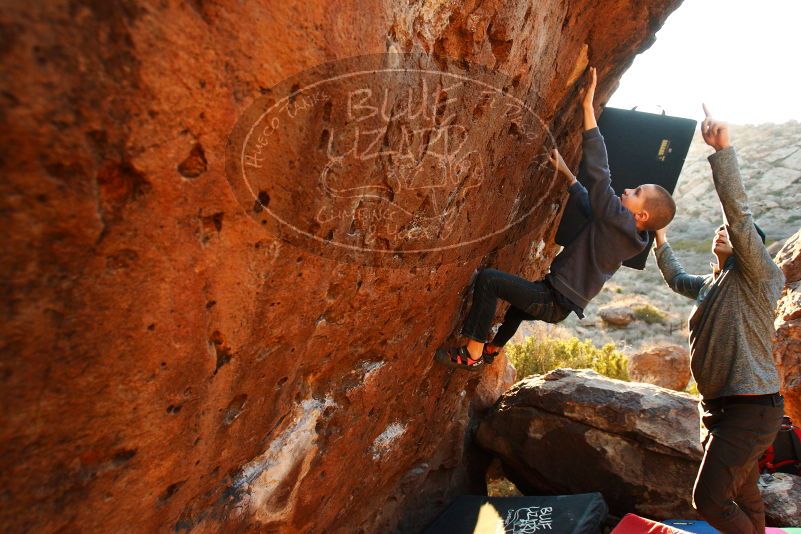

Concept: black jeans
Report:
left=460, top=268, right=571, bottom=345
left=693, top=394, right=784, bottom=534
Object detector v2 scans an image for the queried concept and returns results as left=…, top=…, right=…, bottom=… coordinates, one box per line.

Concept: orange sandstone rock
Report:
left=628, top=345, right=691, bottom=392
left=0, top=1, right=681, bottom=532
left=775, top=228, right=801, bottom=424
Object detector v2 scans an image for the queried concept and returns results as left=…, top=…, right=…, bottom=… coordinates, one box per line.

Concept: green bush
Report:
left=669, top=239, right=712, bottom=255
left=632, top=303, right=667, bottom=324
left=506, top=334, right=630, bottom=381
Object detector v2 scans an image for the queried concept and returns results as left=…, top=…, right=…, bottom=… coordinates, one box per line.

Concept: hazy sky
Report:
left=607, top=0, right=801, bottom=125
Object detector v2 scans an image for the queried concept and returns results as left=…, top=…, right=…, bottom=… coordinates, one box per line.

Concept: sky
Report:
left=607, top=0, right=801, bottom=125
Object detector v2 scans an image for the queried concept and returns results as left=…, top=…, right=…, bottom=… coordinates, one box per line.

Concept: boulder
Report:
left=760, top=473, right=801, bottom=528
left=628, top=345, right=691, bottom=391
left=774, top=229, right=801, bottom=425
left=600, top=305, right=636, bottom=327
left=774, top=281, right=801, bottom=424
left=476, top=369, right=703, bottom=520
left=775, top=229, right=801, bottom=284
left=0, top=1, right=683, bottom=532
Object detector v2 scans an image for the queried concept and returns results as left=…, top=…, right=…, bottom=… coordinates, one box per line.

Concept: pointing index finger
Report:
left=702, top=103, right=711, bottom=118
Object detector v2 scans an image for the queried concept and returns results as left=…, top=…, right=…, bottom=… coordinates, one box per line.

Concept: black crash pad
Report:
left=423, top=493, right=608, bottom=534
left=555, top=107, right=696, bottom=270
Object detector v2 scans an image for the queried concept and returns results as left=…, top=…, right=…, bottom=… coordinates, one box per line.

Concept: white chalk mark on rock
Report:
left=231, top=396, right=335, bottom=521
left=361, top=360, right=385, bottom=381
left=370, top=422, right=407, bottom=460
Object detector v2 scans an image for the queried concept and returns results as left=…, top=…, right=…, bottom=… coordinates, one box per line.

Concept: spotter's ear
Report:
left=635, top=211, right=650, bottom=223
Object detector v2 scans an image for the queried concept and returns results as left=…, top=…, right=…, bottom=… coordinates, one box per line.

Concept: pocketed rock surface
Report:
left=0, top=1, right=680, bottom=532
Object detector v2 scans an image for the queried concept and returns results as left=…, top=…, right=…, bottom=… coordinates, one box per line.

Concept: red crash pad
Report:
left=611, top=514, right=691, bottom=534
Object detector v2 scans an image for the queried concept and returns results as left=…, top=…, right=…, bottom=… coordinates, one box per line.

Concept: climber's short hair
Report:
left=642, top=184, right=676, bottom=231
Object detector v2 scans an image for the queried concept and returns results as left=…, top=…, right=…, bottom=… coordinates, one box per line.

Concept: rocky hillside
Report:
left=0, top=1, right=682, bottom=532
left=671, top=121, right=801, bottom=242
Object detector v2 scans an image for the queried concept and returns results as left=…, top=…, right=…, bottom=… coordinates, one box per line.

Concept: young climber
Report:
left=436, top=67, right=676, bottom=370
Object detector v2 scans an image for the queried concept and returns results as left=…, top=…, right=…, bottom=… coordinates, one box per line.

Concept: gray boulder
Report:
left=476, top=368, right=703, bottom=519
left=760, top=472, right=801, bottom=528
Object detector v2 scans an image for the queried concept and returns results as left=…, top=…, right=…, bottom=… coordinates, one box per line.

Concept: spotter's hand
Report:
left=701, top=103, right=731, bottom=152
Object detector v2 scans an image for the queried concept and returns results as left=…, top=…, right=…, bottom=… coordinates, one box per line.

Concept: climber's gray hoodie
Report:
left=546, top=127, right=650, bottom=314
left=654, top=146, right=783, bottom=400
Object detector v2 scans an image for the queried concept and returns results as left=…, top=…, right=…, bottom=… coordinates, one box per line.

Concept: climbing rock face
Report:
left=628, top=345, right=691, bottom=392
left=774, top=228, right=801, bottom=424
left=0, top=1, right=680, bottom=532
left=476, top=369, right=702, bottom=519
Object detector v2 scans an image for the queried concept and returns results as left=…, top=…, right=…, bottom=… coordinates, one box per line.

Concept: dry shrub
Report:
left=506, top=324, right=629, bottom=381
left=632, top=303, right=667, bottom=324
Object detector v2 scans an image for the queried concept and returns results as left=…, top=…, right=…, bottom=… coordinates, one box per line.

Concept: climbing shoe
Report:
left=435, top=345, right=485, bottom=371
left=482, top=344, right=501, bottom=365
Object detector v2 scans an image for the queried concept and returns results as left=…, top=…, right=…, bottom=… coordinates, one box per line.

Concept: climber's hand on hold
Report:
left=582, top=67, right=597, bottom=110
left=548, top=149, right=576, bottom=185
left=582, top=67, right=598, bottom=131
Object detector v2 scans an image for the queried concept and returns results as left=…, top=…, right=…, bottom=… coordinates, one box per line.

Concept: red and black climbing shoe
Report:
left=482, top=344, right=501, bottom=365
left=435, top=346, right=485, bottom=371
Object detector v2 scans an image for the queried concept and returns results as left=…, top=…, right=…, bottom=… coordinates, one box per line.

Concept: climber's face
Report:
left=712, top=225, right=733, bottom=258
left=620, top=184, right=650, bottom=215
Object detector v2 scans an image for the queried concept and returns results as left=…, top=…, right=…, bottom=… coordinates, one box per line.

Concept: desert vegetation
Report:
left=505, top=324, right=629, bottom=381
